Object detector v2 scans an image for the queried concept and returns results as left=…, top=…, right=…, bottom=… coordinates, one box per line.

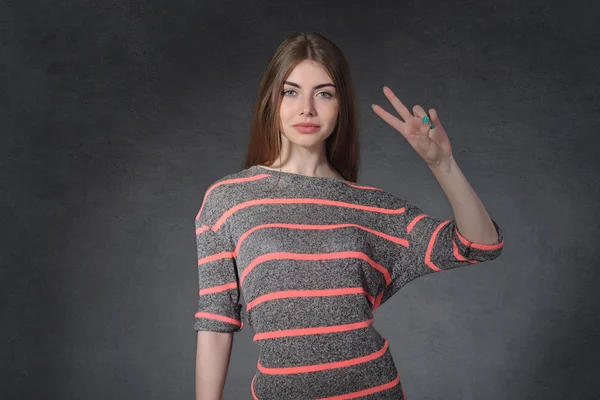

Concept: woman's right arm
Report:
left=195, top=331, right=234, bottom=400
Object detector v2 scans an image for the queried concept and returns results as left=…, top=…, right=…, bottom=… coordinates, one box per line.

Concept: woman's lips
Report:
left=293, top=125, right=320, bottom=133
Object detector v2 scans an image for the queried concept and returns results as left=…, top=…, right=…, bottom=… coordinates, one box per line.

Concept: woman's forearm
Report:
left=196, top=331, right=234, bottom=400
left=429, top=156, right=499, bottom=244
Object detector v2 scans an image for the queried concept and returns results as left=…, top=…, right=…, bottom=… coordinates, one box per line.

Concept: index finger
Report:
left=383, top=86, right=412, bottom=122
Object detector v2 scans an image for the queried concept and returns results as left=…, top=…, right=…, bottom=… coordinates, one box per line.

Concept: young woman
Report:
left=194, top=32, right=504, bottom=400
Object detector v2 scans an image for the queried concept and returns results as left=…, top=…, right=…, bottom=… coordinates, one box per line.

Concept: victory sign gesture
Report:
left=371, top=86, right=454, bottom=169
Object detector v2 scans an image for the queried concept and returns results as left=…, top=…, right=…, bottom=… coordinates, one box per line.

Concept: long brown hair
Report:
left=242, top=32, right=360, bottom=183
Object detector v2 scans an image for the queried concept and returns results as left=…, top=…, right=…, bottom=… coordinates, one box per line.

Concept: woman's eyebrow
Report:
left=284, top=81, right=336, bottom=90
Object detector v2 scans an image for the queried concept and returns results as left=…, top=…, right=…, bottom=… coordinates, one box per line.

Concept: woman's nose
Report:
left=301, top=98, right=316, bottom=115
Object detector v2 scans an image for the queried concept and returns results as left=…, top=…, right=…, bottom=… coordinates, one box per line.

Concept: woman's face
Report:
left=278, top=60, right=339, bottom=150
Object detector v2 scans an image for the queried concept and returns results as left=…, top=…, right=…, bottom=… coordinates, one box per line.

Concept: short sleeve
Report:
left=194, top=192, right=244, bottom=333
left=377, top=200, right=504, bottom=307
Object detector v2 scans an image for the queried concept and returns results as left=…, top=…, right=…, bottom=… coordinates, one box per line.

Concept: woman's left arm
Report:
left=371, top=85, right=500, bottom=245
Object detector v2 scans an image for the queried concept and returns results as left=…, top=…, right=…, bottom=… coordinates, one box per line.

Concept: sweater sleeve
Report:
left=194, top=190, right=244, bottom=333
left=377, top=199, right=504, bottom=307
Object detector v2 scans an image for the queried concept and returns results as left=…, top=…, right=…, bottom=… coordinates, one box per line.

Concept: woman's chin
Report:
left=284, top=129, right=332, bottom=145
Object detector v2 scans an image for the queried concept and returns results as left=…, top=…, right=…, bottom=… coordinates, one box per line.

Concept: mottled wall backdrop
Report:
left=1, top=0, right=598, bottom=399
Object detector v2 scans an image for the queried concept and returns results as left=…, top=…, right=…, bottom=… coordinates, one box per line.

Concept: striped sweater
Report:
left=194, top=165, right=504, bottom=399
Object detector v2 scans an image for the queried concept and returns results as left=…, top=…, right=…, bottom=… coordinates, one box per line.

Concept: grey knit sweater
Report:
left=194, top=165, right=504, bottom=399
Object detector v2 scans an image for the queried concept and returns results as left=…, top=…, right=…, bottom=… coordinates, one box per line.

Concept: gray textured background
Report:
left=2, top=0, right=599, bottom=399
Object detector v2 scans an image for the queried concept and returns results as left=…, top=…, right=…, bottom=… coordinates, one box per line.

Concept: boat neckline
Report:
left=251, top=165, right=350, bottom=183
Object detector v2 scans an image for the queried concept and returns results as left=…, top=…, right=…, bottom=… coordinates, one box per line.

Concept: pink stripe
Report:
left=316, top=371, right=401, bottom=399
left=240, top=251, right=392, bottom=286
left=196, top=225, right=211, bottom=235
left=213, top=198, right=406, bottom=232
left=406, top=214, right=428, bottom=233
left=247, top=287, right=371, bottom=311
left=253, top=318, right=375, bottom=341
left=194, top=311, right=241, bottom=327
left=344, top=182, right=384, bottom=191
left=452, top=239, right=479, bottom=264
left=197, top=251, right=234, bottom=266
left=195, top=174, right=272, bottom=221
left=233, top=222, right=408, bottom=257
left=455, top=225, right=504, bottom=250
left=372, top=291, right=385, bottom=311
left=251, top=375, right=259, bottom=399
left=257, top=340, right=390, bottom=375
left=199, top=281, right=238, bottom=296
left=424, top=220, right=451, bottom=271
left=250, top=362, right=400, bottom=400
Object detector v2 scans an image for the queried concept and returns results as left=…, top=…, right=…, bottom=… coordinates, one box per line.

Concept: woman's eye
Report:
left=282, top=89, right=333, bottom=98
